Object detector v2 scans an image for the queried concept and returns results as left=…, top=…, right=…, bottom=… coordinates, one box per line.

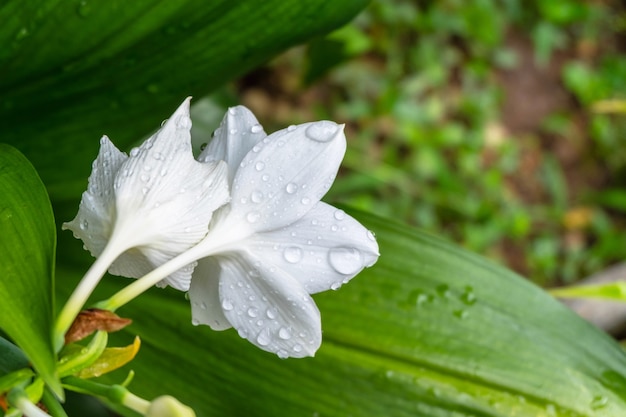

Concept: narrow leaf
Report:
left=0, top=145, right=61, bottom=395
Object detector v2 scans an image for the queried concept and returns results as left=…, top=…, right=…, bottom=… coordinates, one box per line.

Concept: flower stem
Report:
left=8, top=388, right=53, bottom=417
left=96, top=245, right=204, bottom=312
left=53, top=244, right=122, bottom=352
left=62, top=376, right=150, bottom=414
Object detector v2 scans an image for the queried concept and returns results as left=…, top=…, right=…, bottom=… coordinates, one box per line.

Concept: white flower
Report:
left=63, top=98, right=230, bottom=291
left=144, top=396, right=195, bottom=417
left=186, top=106, right=380, bottom=358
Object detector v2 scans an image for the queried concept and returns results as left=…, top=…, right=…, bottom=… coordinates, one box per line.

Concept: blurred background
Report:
left=192, top=0, right=626, bottom=288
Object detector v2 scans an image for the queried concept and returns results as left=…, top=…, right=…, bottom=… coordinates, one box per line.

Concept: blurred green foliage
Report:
left=206, top=0, right=626, bottom=286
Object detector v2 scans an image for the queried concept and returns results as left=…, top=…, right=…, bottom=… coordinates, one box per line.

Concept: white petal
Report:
left=189, top=258, right=231, bottom=330
left=223, top=121, right=347, bottom=233
left=192, top=253, right=321, bottom=358
left=245, top=202, right=379, bottom=294
left=198, top=105, right=267, bottom=184
left=107, top=98, right=230, bottom=288
left=62, top=136, right=127, bottom=257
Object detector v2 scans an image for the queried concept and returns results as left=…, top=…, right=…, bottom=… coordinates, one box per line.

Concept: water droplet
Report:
left=142, top=187, right=149, bottom=195
left=251, top=124, right=263, bottom=133
left=285, top=182, right=298, bottom=194
left=293, top=344, right=303, bottom=353
left=334, top=209, right=345, bottom=220
left=330, top=282, right=341, bottom=290
left=251, top=190, right=263, bottom=203
left=77, top=1, right=92, bottom=17
left=200, top=302, right=207, bottom=310
left=177, top=115, right=192, bottom=130
left=229, top=128, right=237, bottom=135
left=301, top=197, right=311, bottom=205
left=221, top=299, right=234, bottom=311
left=331, top=225, right=338, bottom=232
left=79, top=219, right=88, bottom=230
left=130, top=148, right=140, bottom=157
left=256, top=328, right=271, bottom=346
left=453, top=309, right=469, bottom=319
left=14, top=27, right=29, bottom=41
left=262, top=174, right=270, bottom=182
left=367, top=230, right=376, bottom=241
left=436, top=284, right=451, bottom=298
left=255, top=161, right=265, bottom=171
left=277, top=349, right=289, bottom=359
left=460, top=287, right=477, bottom=305
left=287, top=125, right=297, bottom=132
left=191, top=318, right=200, bottom=326
left=328, top=247, right=363, bottom=275
left=266, top=308, right=277, bottom=319
left=591, top=395, right=608, bottom=410
left=246, top=211, right=261, bottom=223
left=305, top=121, right=339, bottom=142
left=278, top=327, right=292, bottom=340
left=247, top=307, right=258, bottom=318
left=140, top=174, right=150, bottom=182
left=283, top=246, right=303, bottom=264
left=160, top=168, right=168, bottom=177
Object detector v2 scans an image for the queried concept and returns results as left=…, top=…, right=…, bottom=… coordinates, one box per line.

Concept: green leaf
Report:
left=0, top=0, right=368, bottom=200
left=0, top=145, right=61, bottom=395
left=56, top=210, right=626, bottom=417
left=551, top=282, right=626, bottom=302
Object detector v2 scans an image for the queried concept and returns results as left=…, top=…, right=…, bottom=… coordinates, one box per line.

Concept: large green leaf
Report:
left=0, top=0, right=367, bottom=200
left=0, top=145, right=61, bottom=395
left=55, top=210, right=626, bottom=417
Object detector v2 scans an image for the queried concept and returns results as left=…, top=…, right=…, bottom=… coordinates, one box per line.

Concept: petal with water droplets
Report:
left=189, top=258, right=231, bottom=330
left=198, top=105, right=267, bottom=184
left=222, top=121, right=346, bottom=234
left=245, top=202, right=379, bottom=294
left=192, top=253, right=321, bottom=358
left=63, top=135, right=127, bottom=257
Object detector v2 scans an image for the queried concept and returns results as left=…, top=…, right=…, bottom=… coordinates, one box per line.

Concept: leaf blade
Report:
left=0, top=145, right=61, bottom=395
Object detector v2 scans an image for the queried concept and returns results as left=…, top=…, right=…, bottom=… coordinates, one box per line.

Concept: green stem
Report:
left=96, top=244, right=204, bottom=312
left=53, top=244, right=123, bottom=351
left=41, top=388, right=69, bottom=417
left=62, top=377, right=150, bottom=414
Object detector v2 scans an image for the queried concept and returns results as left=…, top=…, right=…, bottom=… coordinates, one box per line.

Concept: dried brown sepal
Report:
left=65, top=308, right=132, bottom=344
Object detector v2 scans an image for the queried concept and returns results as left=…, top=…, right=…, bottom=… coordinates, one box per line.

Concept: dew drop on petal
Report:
left=79, top=219, right=89, bottom=230
left=287, top=124, right=297, bottom=132
left=283, top=246, right=303, bottom=264
left=367, top=230, right=376, bottom=241
left=266, top=308, right=277, bottom=319
left=255, top=161, right=265, bottom=171
left=191, top=319, right=200, bottom=326
left=330, top=282, right=341, bottom=291
left=293, top=344, right=303, bottom=353
left=177, top=115, right=192, bottom=130
left=328, top=247, right=364, bottom=275
left=278, top=327, right=292, bottom=340
left=247, top=307, right=258, bottom=318
left=334, top=209, right=345, bottom=220
left=305, top=121, right=338, bottom=142
left=246, top=211, right=261, bottom=223
left=251, top=124, right=263, bottom=133
left=301, top=197, right=311, bottom=205
left=285, top=182, right=298, bottom=194
left=277, top=349, right=289, bottom=359
left=221, top=299, right=234, bottom=311
left=251, top=190, right=263, bottom=203
left=256, top=328, right=271, bottom=346
left=262, top=174, right=270, bottom=182
left=130, top=148, right=140, bottom=157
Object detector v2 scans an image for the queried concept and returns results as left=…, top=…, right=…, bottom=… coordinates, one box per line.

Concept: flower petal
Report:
left=188, top=258, right=230, bottom=330
left=62, top=135, right=127, bottom=257
left=105, top=98, right=230, bottom=288
left=198, top=105, right=266, bottom=184
left=219, top=121, right=347, bottom=234
left=192, top=253, right=321, bottom=358
left=245, top=202, right=379, bottom=293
